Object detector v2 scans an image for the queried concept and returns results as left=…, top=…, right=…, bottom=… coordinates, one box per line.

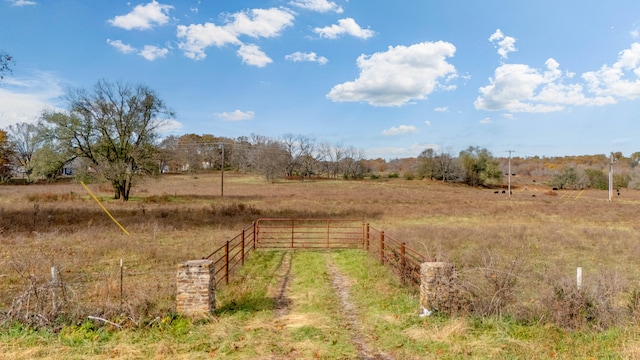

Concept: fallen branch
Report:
left=88, top=316, right=122, bottom=329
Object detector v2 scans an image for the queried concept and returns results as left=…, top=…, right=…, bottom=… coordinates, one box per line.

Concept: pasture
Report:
left=1, top=173, right=640, bottom=358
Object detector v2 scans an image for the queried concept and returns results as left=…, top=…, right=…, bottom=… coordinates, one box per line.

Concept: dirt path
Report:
left=269, top=251, right=393, bottom=359
left=326, top=256, right=394, bottom=360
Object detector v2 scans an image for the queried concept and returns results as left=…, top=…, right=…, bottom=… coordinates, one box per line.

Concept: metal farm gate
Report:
left=204, top=218, right=428, bottom=287
left=255, top=218, right=364, bottom=249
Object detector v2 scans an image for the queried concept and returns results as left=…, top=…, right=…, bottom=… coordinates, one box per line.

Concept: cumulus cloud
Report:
left=582, top=42, right=640, bottom=99
left=176, top=23, right=239, bottom=60
left=424, top=120, right=431, bottom=126
left=216, top=109, right=255, bottom=121
left=314, top=18, right=374, bottom=39
left=475, top=58, right=616, bottom=113
left=139, top=45, right=169, bottom=61
left=176, top=7, right=293, bottom=64
left=237, top=44, right=272, bottom=67
left=289, top=0, right=343, bottom=13
left=109, top=0, right=173, bottom=30
left=107, top=39, right=136, bottom=54
left=489, top=29, right=517, bottom=59
left=107, top=39, right=168, bottom=61
left=479, top=117, right=492, bottom=124
left=7, top=0, right=36, bottom=6
left=327, top=41, right=457, bottom=106
left=434, top=106, right=448, bottom=112
left=382, top=125, right=418, bottom=136
left=0, top=72, right=65, bottom=128
left=285, top=51, right=328, bottom=65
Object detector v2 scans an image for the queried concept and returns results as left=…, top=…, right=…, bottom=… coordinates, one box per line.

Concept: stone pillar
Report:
left=176, top=259, right=215, bottom=317
left=420, top=262, right=457, bottom=315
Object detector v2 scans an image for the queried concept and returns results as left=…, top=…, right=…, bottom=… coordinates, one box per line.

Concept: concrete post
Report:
left=176, top=259, right=215, bottom=317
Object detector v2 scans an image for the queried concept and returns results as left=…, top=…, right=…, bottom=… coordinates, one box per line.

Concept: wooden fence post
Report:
left=253, top=221, right=257, bottom=249
left=365, top=223, right=370, bottom=251
left=380, top=231, right=385, bottom=264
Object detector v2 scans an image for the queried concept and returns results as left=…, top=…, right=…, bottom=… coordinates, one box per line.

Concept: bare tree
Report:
left=249, top=135, right=287, bottom=180
left=434, top=148, right=464, bottom=182
left=340, top=146, right=367, bottom=179
left=41, top=80, right=174, bottom=200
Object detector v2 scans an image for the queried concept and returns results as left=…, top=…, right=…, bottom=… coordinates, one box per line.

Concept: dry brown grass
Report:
left=1, top=173, right=640, bottom=328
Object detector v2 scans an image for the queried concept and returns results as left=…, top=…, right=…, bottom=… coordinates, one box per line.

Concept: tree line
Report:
left=4, top=78, right=637, bottom=201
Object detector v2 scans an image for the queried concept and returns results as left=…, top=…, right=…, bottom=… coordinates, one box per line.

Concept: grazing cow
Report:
left=494, top=191, right=499, bottom=194
left=552, top=187, right=558, bottom=191
left=532, top=194, right=536, bottom=197
left=502, top=190, right=506, bottom=194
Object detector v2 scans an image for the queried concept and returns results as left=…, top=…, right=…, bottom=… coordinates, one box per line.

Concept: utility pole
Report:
left=608, top=152, right=616, bottom=201
left=507, top=150, right=515, bottom=199
left=220, top=144, right=225, bottom=197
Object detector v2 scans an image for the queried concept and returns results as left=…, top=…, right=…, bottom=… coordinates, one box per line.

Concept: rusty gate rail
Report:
left=255, top=218, right=364, bottom=249
left=365, top=225, right=430, bottom=286
left=203, top=222, right=257, bottom=286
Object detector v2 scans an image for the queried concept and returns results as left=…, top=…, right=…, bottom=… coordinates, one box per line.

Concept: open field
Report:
left=2, top=173, right=640, bottom=358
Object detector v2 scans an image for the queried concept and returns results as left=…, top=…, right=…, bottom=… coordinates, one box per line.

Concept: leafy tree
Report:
left=417, top=148, right=437, bottom=180
left=584, top=168, right=608, bottom=190
left=0, top=130, right=14, bottom=182
left=41, top=80, right=174, bottom=200
left=0, top=50, right=14, bottom=80
left=550, top=167, right=580, bottom=189
left=629, top=151, right=640, bottom=168
left=30, top=145, right=70, bottom=181
left=6, top=122, right=45, bottom=179
left=459, top=146, right=503, bottom=186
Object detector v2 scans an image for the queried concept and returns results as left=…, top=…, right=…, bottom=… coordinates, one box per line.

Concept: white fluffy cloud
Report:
left=285, top=51, right=328, bottom=65
left=109, top=1, right=173, bottom=30
left=0, top=72, right=64, bottom=128
left=139, top=45, right=169, bottom=61
left=237, top=44, right=272, bottom=67
left=314, top=18, right=374, bottom=39
left=216, top=109, right=255, bottom=121
left=474, top=30, right=640, bottom=113
left=107, top=39, right=168, bottom=61
left=327, top=41, right=457, bottom=106
left=382, top=125, right=418, bottom=136
left=489, top=29, right=517, bottom=59
left=475, top=58, right=616, bottom=113
left=582, top=42, right=640, bottom=99
left=289, top=0, right=343, bottom=13
left=176, top=7, right=293, bottom=64
left=107, top=39, right=136, bottom=54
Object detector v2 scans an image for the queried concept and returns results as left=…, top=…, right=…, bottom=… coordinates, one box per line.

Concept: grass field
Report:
left=1, top=173, right=640, bottom=358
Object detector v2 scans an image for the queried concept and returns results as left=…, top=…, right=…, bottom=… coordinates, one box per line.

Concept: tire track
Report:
left=273, top=251, right=293, bottom=318
left=326, top=256, right=394, bottom=360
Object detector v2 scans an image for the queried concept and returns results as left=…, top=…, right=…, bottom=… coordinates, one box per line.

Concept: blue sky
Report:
left=2, top=0, right=640, bottom=159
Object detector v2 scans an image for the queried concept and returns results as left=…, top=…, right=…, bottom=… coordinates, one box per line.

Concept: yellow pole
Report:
left=81, top=181, right=130, bottom=236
